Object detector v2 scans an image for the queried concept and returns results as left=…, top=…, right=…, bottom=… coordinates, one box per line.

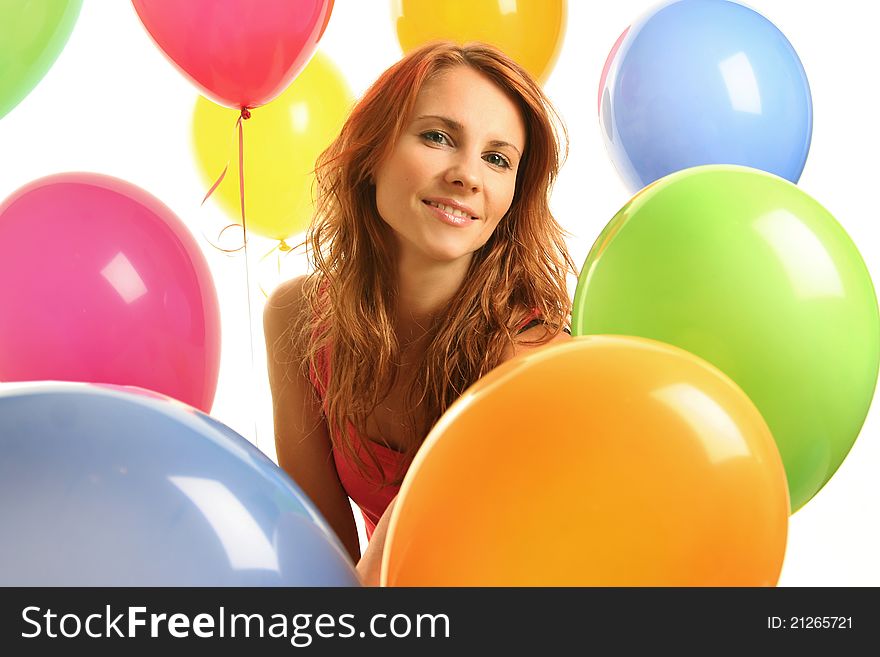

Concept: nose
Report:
left=444, top=152, right=481, bottom=193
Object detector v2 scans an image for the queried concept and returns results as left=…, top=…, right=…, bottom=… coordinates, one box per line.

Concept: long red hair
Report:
left=280, top=41, right=576, bottom=486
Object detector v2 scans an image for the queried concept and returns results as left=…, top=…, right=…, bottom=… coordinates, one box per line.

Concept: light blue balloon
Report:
left=0, top=383, right=360, bottom=586
left=599, top=0, right=812, bottom=192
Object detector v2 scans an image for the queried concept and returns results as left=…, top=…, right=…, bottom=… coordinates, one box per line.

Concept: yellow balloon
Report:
left=392, top=0, right=567, bottom=83
left=191, top=52, right=354, bottom=241
left=382, top=336, right=789, bottom=586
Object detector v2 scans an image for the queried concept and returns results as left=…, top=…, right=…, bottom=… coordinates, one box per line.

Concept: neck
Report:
left=394, top=249, right=472, bottom=345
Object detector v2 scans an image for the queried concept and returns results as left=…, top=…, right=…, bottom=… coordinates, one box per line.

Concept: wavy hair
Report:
left=283, top=41, right=576, bottom=487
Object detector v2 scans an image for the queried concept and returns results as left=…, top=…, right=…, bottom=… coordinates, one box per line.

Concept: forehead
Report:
left=411, top=66, right=526, bottom=150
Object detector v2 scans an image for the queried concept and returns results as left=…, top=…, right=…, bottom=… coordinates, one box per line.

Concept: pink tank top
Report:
left=308, top=308, right=541, bottom=540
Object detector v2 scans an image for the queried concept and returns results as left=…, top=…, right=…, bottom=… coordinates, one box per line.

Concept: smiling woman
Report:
left=263, top=41, right=576, bottom=586
left=374, top=66, right=526, bottom=264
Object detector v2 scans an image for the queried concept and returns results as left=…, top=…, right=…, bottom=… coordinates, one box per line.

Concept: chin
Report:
left=426, top=249, right=472, bottom=264
left=400, top=230, right=471, bottom=263
left=418, top=243, right=475, bottom=264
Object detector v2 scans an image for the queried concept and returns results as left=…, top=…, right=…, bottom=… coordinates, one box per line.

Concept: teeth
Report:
left=428, top=201, right=472, bottom=219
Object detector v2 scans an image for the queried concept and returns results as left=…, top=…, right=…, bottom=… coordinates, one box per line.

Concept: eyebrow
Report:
left=414, top=114, right=522, bottom=158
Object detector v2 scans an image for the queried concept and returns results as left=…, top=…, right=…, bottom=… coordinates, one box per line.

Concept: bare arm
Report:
left=355, top=495, right=397, bottom=586
left=264, top=276, right=361, bottom=563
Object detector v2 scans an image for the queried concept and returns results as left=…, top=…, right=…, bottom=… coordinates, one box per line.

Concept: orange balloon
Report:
left=382, top=336, right=789, bottom=586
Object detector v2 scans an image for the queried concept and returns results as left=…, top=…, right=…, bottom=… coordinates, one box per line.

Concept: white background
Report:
left=1, top=0, right=876, bottom=586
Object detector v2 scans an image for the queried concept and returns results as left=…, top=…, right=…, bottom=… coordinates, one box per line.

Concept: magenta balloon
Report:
left=131, top=0, right=335, bottom=110
left=598, top=26, right=629, bottom=115
left=0, top=173, right=221, bottom=412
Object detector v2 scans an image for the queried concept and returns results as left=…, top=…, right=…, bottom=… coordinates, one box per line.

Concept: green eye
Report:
left=486, top=153, right=511, bottom=169
left=422, top=130, right=449, bottom=144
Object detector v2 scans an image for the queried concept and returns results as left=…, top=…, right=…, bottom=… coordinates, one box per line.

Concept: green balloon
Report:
left=0, top=0, right=83, bottom=120
left=573, top=165, right=879, bottom=512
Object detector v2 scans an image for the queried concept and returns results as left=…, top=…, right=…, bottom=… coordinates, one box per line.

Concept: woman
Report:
left=264, top=41, right=576, bottom=585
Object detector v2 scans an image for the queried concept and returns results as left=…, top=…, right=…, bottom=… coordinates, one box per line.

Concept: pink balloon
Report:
left=131, top=0, right=335, bottom=109
left=598, top=26, right=630, bottom=115
left=0, top=173, right=221, bottom=412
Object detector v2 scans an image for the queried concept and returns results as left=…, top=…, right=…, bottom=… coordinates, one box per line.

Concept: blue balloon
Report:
left=599, top=0, right=812, bottom=192
left=0, top=383, right=360, bottom=586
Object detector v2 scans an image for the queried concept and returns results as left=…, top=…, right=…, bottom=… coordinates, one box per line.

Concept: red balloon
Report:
left=131, top=0, right=335, bottom=109
left=0, top=173, right=221, bottom=413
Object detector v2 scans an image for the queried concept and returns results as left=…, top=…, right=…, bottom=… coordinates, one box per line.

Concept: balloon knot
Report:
left=278, top=240, right=292, bottom=252
left=240, top=107, right=252, bottom=120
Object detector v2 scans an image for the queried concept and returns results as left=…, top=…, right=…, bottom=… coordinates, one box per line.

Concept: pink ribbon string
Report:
left=200, top=107, right=260, bottom=444
left=200, top=107, right=252, bottom=254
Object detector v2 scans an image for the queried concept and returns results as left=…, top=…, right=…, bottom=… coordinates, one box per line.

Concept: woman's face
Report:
left=373, top=65, right=526, bottom=266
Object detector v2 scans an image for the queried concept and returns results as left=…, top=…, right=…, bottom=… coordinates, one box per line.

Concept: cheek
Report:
left=489, top=178, right=518, bottom=223
left=374, top=156, right=422, bottom=221
left=374, top=173, right=403, bottom=226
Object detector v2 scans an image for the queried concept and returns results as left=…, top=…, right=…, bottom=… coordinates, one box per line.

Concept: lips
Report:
left=422, top=201, right=476, bottom=227
left=422, top=199, right=478, bottom=221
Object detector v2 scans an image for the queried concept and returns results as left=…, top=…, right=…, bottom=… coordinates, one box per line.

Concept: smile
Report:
left=422, top=200, right=477, bottom=226
left=422, top=200, right=478, bottom=227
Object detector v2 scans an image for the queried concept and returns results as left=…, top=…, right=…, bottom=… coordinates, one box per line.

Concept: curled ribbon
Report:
left=200, top=106, right=260, bottom=444
left=200, top=107, right=253, bottom=254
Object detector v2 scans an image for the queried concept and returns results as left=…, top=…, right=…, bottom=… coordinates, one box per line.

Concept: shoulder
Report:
left=263, top=275, right=312, bottom=360
left=500, top=320, right=571, bottom=363
left=264, top=276, right=308, bottom=332
left=265, top=274, right=309, bottom=313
